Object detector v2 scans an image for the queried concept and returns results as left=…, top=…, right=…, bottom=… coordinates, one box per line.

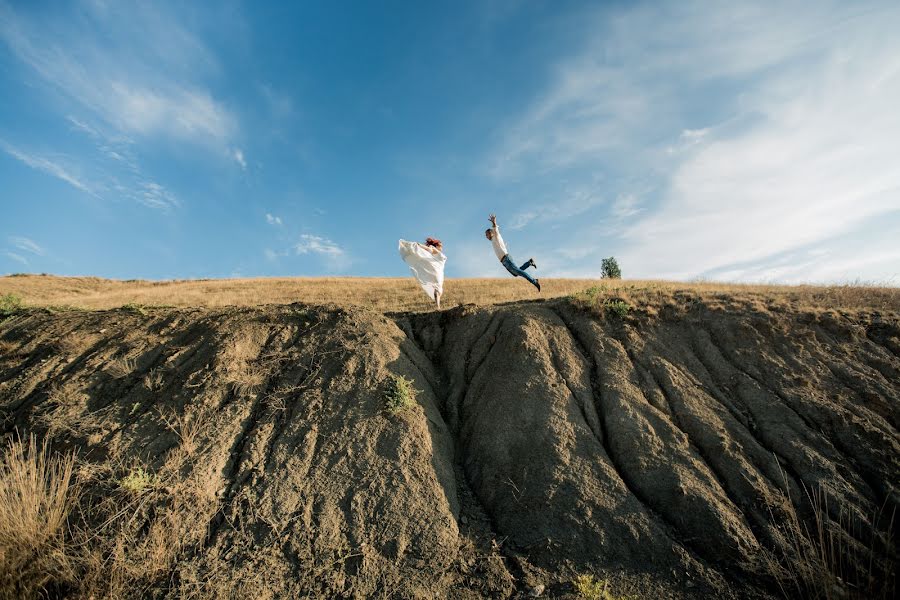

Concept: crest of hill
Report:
left=1, top=273, right=898, bottom=313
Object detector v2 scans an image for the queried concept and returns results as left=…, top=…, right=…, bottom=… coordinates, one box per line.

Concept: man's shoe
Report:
left=529, top=258, right=537, bottom=269
left=535, top=279, right=541, bottom=292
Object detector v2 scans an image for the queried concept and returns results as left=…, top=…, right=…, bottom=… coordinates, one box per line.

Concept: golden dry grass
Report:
left=1, top=274, right=897, bottom=313
left=0, top=434, right=78, bottom=599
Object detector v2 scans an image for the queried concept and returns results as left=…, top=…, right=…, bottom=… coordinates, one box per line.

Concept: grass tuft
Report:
left=570, top=287, right=632, bottom=318
left=0, top=433, right=78, bottom=599
left=121, top=302, right=148, bottom=315
left=383, top=374, right=418, bottom=414
left=573, top=574, right=635, bottom=599
left=762, top=479, right=896, bottom=600
left=118, top=467, right=156, bottom=494
left=603, top=298, right=631, bottom=317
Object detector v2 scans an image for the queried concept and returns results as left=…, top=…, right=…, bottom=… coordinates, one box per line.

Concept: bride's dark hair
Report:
left=425, top=237, right=442, bottom=248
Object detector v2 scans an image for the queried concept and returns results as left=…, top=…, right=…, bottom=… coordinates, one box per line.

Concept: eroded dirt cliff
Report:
left=1, top=296, right=897, bottom=598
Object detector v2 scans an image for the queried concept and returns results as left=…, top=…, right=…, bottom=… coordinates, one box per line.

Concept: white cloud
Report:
left=9, top=236, right=45, bottom=256
left=107, top=83, right=235, bottom=144
left=264, top=234, right=351, bottom=272
left=611, top=194, right=642, bottom=219
left=132, top=181, right=179, bottom=212
left=233, top=148, right=247, bottom=170
left=666, top=128, right=710, bottom=154
left=2, top=137, right=179, bottom=212
left=0, top=141, right=98, bottom=197
left=0, top=3, right=237, bottom=151
left=294, top=234, right=344, bottom=256
left=620, top=8, right=900, bottom=280
left=4, top=252, right=28, bottom=265
left=509, top=185, right=605, bottom=229
left=489, top=1, right=900, bottom=283
left=265, top=213, right=283, bottom=226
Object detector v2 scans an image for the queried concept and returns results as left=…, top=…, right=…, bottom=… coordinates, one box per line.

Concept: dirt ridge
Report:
left=1, top=297, right=898, bottom=598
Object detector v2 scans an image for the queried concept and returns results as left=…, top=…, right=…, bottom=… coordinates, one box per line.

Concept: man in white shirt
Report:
left=485, top=213, right=541, bottom=291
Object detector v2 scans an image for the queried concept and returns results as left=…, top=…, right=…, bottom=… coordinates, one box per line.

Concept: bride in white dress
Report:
left=398, top=237, right=446, bottom=309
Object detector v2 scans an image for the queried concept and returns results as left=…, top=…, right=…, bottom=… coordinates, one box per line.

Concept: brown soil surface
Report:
left=1, top=291, right=898, bottom=598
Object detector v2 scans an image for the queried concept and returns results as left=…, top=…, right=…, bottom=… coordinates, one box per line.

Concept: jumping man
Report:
left=485, top=213, right=541, bottom=291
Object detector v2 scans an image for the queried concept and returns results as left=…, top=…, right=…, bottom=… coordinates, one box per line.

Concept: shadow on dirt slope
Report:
left=0, top=296, right=897, bottom=599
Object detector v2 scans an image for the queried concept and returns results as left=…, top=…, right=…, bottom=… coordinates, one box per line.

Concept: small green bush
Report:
left=570, top=288, right=632, bottom=319
left=573, top=574, right=635, bottom=600
left=0, top=293, right=24, bottom=319
left=603, top=299, right=631, bottom=318
left=118, top=467, right=156, bottom=494
left=383, top=374, right=417, bottom=414
left=121, top=302, right=147, bottom=315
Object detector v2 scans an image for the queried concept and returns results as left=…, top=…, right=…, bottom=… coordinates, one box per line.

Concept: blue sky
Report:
left=1, top=0, right=898, bottom=283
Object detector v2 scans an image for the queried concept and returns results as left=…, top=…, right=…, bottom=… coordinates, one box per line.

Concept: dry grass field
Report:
left=1, top=274, right=897, bottom=313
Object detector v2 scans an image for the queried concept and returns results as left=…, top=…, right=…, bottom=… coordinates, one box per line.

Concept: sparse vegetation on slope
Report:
left=0, top=284, right=897, bottom=599
left=0, top=294, right=22, bottom=320
left=0, top=434, right=77, bottom=600
left=761, top=479, right=897, bottom=600
left=383, top=374, right=418, bottom=414
left=574, top=574, right=635, bottom=600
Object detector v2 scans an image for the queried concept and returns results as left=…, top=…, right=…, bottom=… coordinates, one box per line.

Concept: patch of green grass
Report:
left=603, top=299, right=631, bottom=318
left=118, top=467, right=156, bottom=494
left=120, top=302, right=173, bottom=314
left=0, top=293, right=24, bottom=319
left=572, top=286, right=603, bottom=304
left=44, top=304, right=85, bottom=313
left=573, top=574, right=636, bottom=600
left=383, top=374, right=418, bottom=414
left=121, top=302, right=148, bottom=315
left=570, top=287, right=632, bottom=318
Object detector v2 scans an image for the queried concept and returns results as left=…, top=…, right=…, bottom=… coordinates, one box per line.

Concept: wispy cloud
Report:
left=0, top=2, right=237, bottom=152
left=233, top=148, right=247, bottom=170
left=611, top=194, right=643, bottom=219
left=509, top=185, right=605, bottom=229
left=4, top=252, right=28, bottom=266
left=265, top=213, right=283, bottom=226
left=264, top=233, right=351, bottom=272
left=0, top=141, right=98, bottom=197
left=489, top=1, right=900, bottom=282
left=2, top=135, right=180, bottom=211
left=131, top=181, right=179, bottom=212
left=666, top=128, right=710, bottom=155
left=294, top=234, right=344, bottom=256
left=9, top=236, right=45, bottom=256
left=4, top=236, right=46, bottom=269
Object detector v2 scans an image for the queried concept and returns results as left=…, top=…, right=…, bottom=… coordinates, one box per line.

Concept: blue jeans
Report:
left=501, top=255, right=538, bottom=288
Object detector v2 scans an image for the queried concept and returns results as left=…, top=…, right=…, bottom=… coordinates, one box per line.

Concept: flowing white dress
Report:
left=398, top=240, right=446, bottom=301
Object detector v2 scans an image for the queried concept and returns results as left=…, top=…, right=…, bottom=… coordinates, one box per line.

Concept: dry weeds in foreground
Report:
left=0, top=431, right=223, bottom=599
left=1, top=274, right=898, bottom=313
left=0, top=434, right=77, bottom=599
left=761, top=478, right=897, bottom=600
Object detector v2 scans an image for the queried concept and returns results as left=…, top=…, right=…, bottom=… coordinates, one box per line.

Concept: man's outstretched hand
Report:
left=488, top=213, right=497, bottom=227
